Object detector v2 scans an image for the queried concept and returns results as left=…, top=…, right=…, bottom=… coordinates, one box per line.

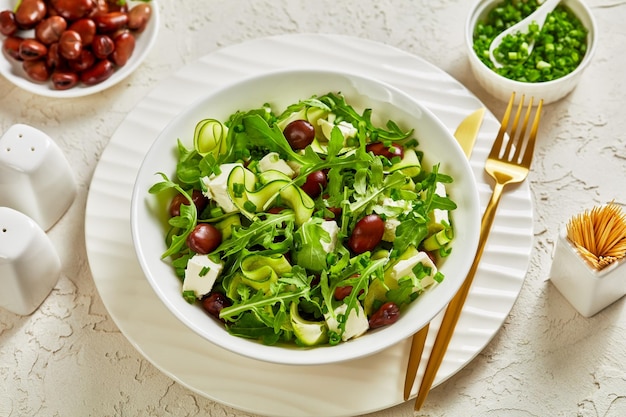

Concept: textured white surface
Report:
left=1, top=1, right=625, bottom=416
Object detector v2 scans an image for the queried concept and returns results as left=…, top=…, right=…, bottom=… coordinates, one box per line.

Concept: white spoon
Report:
left=488, top=0, right=560, bottom=68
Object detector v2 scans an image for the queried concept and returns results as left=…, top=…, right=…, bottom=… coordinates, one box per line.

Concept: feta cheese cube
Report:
left=182, top=254, right=224, bottom=299
left=382, top=218, right=401, bottom=242
left=325, top=302, right=369, bottom=342
left=433, top=182, right=450, bottom=226
left=202, top=162, right=242, bottom=213
left=320, top=220, right=340, bottom=253
left=391, top=250, right=438, bottom=289
left=257, top=152, right=295, bottom=178
left=318, top=116, right=357, bottom=142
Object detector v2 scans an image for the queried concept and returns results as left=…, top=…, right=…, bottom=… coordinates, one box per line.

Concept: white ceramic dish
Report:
left=0, top=0, right=159, bottom=98
left=465, top=0, right=597, bottom=104
left=130, top=68, right=481, bottom=366
left=85, top=34, right=533, bottom=417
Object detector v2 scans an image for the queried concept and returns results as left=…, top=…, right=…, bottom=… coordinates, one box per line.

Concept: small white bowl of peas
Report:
left=465, top=0, right=597, bottom=104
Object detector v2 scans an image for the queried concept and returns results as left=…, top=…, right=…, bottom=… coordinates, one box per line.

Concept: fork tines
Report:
left=491, top=92, right=544, bottom=166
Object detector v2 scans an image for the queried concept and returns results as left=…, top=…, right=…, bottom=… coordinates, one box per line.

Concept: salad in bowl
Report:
left=131, top=69, right=480, bottom=365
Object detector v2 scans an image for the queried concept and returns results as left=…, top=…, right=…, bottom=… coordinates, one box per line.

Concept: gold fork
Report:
left=413, top=92, right=544, bottom=410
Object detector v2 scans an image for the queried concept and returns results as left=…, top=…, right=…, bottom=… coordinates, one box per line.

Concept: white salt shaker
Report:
left=550, top=229, right=626, bottom=317
left=0, top=207, right=61, bottom=315
left=0, top=124, right=77, bottom=231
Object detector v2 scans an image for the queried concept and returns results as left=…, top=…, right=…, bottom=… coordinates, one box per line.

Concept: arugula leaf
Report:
left=241, top=114, right=321, bottom=167
left=293, top=218, right=331, bottom=273
left=215, top=211, right=295, bottom=257
left=149, top=172, right=198, bottom=258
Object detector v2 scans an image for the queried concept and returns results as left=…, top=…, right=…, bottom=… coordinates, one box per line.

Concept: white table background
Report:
left=1, top=1, right=625, bottom=416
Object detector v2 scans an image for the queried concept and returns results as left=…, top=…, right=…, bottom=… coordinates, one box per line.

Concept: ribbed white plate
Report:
left=85, top=34, right=532, bottom=417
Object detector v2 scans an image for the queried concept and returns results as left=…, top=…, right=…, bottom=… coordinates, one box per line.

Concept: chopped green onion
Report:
left=473, top=0, right=588, bottom=83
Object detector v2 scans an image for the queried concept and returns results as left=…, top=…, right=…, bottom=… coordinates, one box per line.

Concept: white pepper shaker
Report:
left=0, top=124, right=77, bottom=231
left=0, top=207, right=61, bottom=315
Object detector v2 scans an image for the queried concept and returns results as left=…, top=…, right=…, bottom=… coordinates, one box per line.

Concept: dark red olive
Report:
left=325, top=206, right=342, bottom=220
left=35, top=16, right=67, bottom=45
left=187, top=223, right=222, bottom=254
left=369, top=302, right=400, bottom=329
left=300, top=170, right=327, bottom=199
left=51, top=71, right=78, bottom=90
left=267, top=206, right=287, bottom=214
left=348, top=214, right=384, bottom=254
left=283, top=119, right=315, bottom=150
left=169, top=190, right=208, bottom=217
left=202, top=292, right=231, bottom=321
left=366, top=142, right=404, bottom=160
left=0, top=10, right=18, bottom=36
left=79, top=59, right=113, bottom=85
left=334, top=285, right=353, bottom=300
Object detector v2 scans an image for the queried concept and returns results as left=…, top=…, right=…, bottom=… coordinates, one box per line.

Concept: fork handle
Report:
left=414, top=181, right=506, bottom=410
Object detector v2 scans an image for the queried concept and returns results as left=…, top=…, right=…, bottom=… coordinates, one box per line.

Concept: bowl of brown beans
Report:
left=0, top=0, right=158, bottom=97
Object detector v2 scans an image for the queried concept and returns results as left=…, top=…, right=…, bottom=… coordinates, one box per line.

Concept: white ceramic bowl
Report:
left=466, top=0, right=597, bottom=104
left=131, top=69, right=481, bottom=365
left=0, top=0, right=159, bottom=98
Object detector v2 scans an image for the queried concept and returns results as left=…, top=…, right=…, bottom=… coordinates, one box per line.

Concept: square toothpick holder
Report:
left=550, top=229, right=626, bottom=317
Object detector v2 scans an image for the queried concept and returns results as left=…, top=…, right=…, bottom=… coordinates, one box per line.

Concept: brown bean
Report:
left=68, top=18, right=96, bottom=46
left=79, top=58, right=113, bottom=85
left=51, top=71, right=78, bottom=90
left=91, top=0, right=109, bottom=15
left=0, top=10, right=18, bottom=36
left=127, top=3, right=151, bottom=33
left=111, top=31, right=134, bottom=67
left=105, top=0, right=128, bottom=14
left=348, top=214, right=385, bottom=254
left=59, top=30, right=82, bottom=60
left=51, top=0, right=96, bottom=21
left=368, top=302, right=400, bottom=329
left=15, top=0, right=46, bottom=29
left=3, top=36, right=24, bottom=61
left=22, top=59, right=50, bottom=82
left=19, top=39, right=48, bottom=61
left=35, top=16, right=67, bottom=45
left=45, top=42, right=65, bottom=69
left=91, top=34, right=114, bottom=59
left=92, top=12, right=128, bottom=33
left=68, top=48, right=95, bottom=72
